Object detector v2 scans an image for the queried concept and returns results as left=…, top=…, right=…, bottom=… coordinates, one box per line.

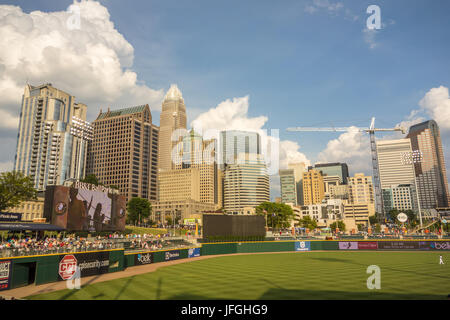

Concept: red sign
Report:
left=59, top=255, right=77, bottom=280
left=358, top=241, right=378, bottom=250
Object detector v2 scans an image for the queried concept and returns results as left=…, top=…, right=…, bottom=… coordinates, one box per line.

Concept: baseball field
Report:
left=26, top=251, right=450, bottom=300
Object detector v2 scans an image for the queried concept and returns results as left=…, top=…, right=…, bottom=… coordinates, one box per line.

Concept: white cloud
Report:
left=0, top=161, right=13, bottom=173
left=305, top=0, right=344, bottom=13
left=363, top=29, right=378, bottom=49
left=418, top=86, right=450, bottom=132
left=0, top=109, right=19, bottom=129
left=191, top=95, right=310, bottom=178
left=317, top=127, right=371, bottom=174
left=0, top=0, right=164, bottom=130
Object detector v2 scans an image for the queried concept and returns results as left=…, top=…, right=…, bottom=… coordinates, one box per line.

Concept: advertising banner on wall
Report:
left=134, top=252, right=154, bottom=265
left=357, top=242, right=378, bottom=250
left=431, top=241, right=450, bottom=250
left=164, top=250, right=181, bottom=261
left=339, top=242, right=358, bottom=250
left=377, top=241, right=420, bottom=250
left=0, top=260, right=12, bottom=291
left=58, top=251, right=110, bottom=281
left=188, top=248, right=201, bottom=258
left=295, top=241, right=311, bottom=251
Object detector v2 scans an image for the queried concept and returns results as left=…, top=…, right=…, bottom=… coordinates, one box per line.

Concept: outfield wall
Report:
left=1, top=240, right=449, bottom=291
left=0, top=249, right=124, bottom=291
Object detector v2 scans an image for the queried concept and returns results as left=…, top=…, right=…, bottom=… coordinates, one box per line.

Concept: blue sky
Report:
left=1, top=0, right=449, bottom=195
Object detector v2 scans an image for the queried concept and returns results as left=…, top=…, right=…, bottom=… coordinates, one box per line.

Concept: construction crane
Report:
left=287, top=117, right=406, bottom=224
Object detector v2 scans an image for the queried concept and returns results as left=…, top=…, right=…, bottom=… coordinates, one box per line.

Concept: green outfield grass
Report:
left=27, top=251, right=450, bottom=300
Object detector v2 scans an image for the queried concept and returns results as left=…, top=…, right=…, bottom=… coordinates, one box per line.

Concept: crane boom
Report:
left=286, top=117, right=408, bottom=224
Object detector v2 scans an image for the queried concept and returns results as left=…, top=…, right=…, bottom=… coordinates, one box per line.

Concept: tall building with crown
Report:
left=14, top=83, right=92, bottom=190
left=158, top=84, right=187, bottom=171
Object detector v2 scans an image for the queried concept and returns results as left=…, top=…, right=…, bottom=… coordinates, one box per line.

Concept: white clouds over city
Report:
left=0, top=0, right=164, bottom=131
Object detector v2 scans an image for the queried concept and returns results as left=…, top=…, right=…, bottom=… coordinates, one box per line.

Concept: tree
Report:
left=330, top=220, right=346, bottom=231
left=369, top=214, right=378, bottom=225
left=296, top=216, right=317, bottom=231
left=374, top=223, right=381, bottom=233
left=126, top=198, right=151, bottom=225
left=166, top=216, right=173, bottom=226
left=357, top=224, right=364, bottom=231
left=80, top=174, right=100, bottom=186
left=388, top=208, right=400, bottom=222
left=255, top=202, right=295, bottom=229
left=0, top=171, right=37, bottom=211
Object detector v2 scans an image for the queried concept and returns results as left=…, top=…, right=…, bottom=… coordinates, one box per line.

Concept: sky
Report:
left=0, top=0, right=449, bottom=199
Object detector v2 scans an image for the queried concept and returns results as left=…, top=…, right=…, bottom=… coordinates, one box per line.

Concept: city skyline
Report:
left=0, top=1, right=449, bottom=200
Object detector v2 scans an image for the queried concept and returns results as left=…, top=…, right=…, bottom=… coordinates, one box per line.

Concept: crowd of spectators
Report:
left=0, top=232, right=195, bottom=257
left=0, top=236, right=121, bottom=258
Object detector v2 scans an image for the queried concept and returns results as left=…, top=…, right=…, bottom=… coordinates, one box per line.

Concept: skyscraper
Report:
left=302, top=169, right=325, bottom=205
left=223, top=153, right=270, bottom=214
left=279, top=169, right=297, bottom=204
left=86, top=105, right=159, bottom=202
left=407, top=120, right=450, bottom=208
left=308, top=162, right=349, bottom=184
left=158, top=84, right=187, bottom=171
left=288, top=162, right=307, bottom=205
left=376, top=138, right=418, bottom=214
left=14, top=83, right=92, bottom=190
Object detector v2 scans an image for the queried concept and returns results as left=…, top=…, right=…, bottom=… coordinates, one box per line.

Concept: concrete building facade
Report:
left=86, top=105, right=159, bottom=202
left=14, top=83, right=92, bottom=190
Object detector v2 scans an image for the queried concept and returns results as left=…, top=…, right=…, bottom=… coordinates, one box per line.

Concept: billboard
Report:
left=188, top=247, right=201, bottom=258
left=164, top=250, right=181, bottom=261
left=358, top=241, right=378, bottom=250
left=295, top=241, right=311, bottom=251
left=134, top=252, right=154, bottom=265
left=431, top=241, right=450, bottom=250
left=377, top=241, right=420, bottom=250
left=57, top=251, right=110, bottom=281
left=339, top=242, right=358, bottom=250
left=45, top=185, right=126, bottom=231
left=0, top=213, right=22, bottom=222
left=0, top=260, right=12, bottom=291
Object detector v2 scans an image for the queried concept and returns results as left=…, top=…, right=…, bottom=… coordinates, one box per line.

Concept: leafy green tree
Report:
left=388, top=208, right=400, bottom=222
left=330, top=220, right=346, bottom=231
left=126, top=197, right=151, bottom=225
left=369, top=214, right=378, bottom=225
left=80, top=174, right=100, bottom=186
left=357, top=224, right=364, bottom=231
left=296, top=216, right=317, bottom=231
left=166, top=216, right=173, bottom=226
left=0, top=171, right=37, bottom=211
left=255, top=202, right=294, bottom=229
left=374, top=223, right=381, bottom=233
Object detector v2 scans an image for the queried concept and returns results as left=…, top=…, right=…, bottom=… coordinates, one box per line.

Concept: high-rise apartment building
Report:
left=279, top=169, right=297, bottom=204
left=14, top=83, right=92, bottom=190
left=376, top=138, right=419, bottom=214
left=223, top=153, right=270, bottom=214
left=348, top=173, right=374, bottom=204
left=407, top=120, right=450, bottom=208
left=158, top=84, right=187, bottom=171
left=288, top=162, right=307, bottom=205
left=382, top=184, right=416, bottom=212
left=302, top=169, right=325, bottom=205
left=309, top=162, right=349, bottom=184
left=348, top=173, right=375, bottom=217
left=86, top=105, right=159, bottom=202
